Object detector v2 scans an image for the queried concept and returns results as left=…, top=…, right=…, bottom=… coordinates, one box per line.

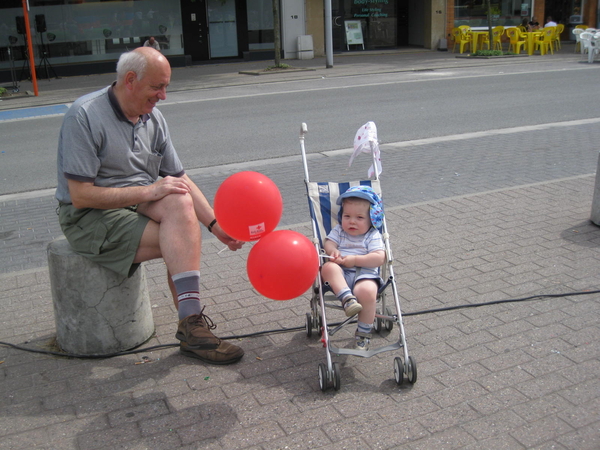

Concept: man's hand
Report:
left=212, top=222, right=244, bottom=251
left=149, top=176, right=192, bottom=201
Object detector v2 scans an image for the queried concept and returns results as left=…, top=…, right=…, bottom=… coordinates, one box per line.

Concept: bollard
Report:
left=592, top=153, right=600, bottom=226
left=47, top=237, right=154, bottom=355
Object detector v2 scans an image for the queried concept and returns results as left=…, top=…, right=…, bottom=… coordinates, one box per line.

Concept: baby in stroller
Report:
left=320, top=185, right=385, bottom=351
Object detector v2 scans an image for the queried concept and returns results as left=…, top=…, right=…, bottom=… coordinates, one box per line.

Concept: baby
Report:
left=321, top=186, right=385, bottom=350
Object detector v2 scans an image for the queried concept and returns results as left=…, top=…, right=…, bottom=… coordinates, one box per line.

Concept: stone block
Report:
left=47, top=237, right=154, bottom=355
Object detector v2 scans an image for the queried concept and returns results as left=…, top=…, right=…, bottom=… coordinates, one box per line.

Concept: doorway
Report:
left=181, top=0, right=209, bottom=61
left=181, top=0, right=240, bottom=61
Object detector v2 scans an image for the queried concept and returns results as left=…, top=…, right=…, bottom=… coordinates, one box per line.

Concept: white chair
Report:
left=579, top=32, right=600, bottom=63
left=595, top=33, right=600, bottom=62
left=573, top=28, right=584, bottom=53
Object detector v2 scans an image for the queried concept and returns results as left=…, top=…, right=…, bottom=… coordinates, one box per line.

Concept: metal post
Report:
left=324, top=0, right=333, bottom=68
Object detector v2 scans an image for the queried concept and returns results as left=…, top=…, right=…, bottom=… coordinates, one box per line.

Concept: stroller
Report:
left=299, top=122, right=417, bottom=392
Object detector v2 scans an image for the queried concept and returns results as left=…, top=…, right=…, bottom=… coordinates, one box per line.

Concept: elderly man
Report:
left=143, top=36, right=161, bottom=51
left=55, top=47, right=244, bottom=365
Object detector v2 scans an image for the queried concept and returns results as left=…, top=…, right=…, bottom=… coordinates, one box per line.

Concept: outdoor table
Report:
left=522, top=31, right=542, bottom=55
left=469, top=31, right=489, bottom=53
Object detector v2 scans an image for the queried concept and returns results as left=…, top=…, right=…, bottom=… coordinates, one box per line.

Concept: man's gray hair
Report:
left=116, top=50, right=148, bottom=82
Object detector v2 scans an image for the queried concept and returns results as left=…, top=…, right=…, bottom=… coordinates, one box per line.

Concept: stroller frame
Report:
left=299, top=123, right=417, bottom=392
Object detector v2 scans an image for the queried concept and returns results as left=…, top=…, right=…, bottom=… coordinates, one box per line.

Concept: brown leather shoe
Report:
left=176, top=311, right=220, bottom=350
left=179, top=340, right=244, bottom=365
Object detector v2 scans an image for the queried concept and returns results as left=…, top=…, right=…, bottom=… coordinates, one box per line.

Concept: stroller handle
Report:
left=300, top=122, right=311, bottom=183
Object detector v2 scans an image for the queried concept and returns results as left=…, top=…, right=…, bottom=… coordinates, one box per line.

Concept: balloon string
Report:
left=217, top=241, right=255, bottom=254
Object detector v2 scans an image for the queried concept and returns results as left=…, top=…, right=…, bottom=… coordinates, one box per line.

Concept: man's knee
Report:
left=162, top=192, right=195, bottom=211
left=141, top=192, right=196, bottom=222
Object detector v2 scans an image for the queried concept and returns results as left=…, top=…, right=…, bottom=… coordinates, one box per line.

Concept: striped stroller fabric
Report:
left=306, top=179, right=382, bottom=248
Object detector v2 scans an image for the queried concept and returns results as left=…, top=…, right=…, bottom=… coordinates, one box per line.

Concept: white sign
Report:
left=345, top=21, right=364, bottom=47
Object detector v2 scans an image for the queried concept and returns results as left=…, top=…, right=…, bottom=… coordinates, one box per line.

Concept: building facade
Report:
left=0, top=0, right=598, bottom=82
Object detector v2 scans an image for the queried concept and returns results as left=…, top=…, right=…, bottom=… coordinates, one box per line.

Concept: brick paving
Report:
left=1, top=47, right=599, bottom=449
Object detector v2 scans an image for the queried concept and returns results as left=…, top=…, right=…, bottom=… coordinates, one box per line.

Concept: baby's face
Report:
left=341, top=198, right=371, bottom=236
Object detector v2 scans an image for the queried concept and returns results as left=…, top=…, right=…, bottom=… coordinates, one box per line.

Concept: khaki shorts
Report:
left=58, top=204, right=150, bottom=277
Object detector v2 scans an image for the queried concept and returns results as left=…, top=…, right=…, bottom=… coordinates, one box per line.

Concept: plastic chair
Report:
left=579, top=32, right=600, bottom=63
left=478, top=26, right=504, bottom=51
left=575, top=24, right=589, bottom=29
left=506, top=27, right=526, bottom=54
left=573, top=28, right=584, bottom=53
left=452, top=27, right=471, bottom=53
left=535, top=27, right=554, bottom=55
left=553, top=24, right=564, bottom=50
left=492, top=26, right=505, bottom=50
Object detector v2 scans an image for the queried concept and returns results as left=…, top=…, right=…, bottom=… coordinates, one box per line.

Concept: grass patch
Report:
left=265, top=63, right=291, bottom=71
left=473, top=50, right=517, bottom=56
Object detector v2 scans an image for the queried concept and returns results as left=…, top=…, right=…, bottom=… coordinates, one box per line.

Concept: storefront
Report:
left=451, top=0, right=596, bottom=31
left=331, top=0, right=408, bottom=51
left=0, top=0, right=276, bottom=80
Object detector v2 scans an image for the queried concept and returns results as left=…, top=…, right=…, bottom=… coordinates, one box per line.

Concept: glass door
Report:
left=208, top=0, right=238, bottom=58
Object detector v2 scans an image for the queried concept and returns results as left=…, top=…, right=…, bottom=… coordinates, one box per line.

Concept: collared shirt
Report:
left=326, top=225, right=384, bottom=277
left=55, top=83, right=184, bottom=204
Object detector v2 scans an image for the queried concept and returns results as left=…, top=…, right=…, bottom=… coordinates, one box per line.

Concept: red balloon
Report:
left=247, top=230, right=319, bottom=300
left=214, top=171, right=283, bottom=242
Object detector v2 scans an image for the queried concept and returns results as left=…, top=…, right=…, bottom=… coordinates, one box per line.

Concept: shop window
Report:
left=247, top=0, right=274, bottom=50
left=0, top=0, right=182, bottom=69
left=334, top=0, right=398, bottom=50
left=454, top=0, right=528, bottom=28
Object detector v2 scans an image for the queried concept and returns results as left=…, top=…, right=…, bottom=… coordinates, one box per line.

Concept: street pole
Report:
left=324, top=0, right=333, bottom=68
left=22, top=0, right=38, bottom=96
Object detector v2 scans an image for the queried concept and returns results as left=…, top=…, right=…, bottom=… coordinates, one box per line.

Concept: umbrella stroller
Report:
left=300, top=122, right=417, bottom=392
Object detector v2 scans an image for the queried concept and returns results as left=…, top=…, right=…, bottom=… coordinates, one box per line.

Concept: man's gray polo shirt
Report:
left=56, top=84, right=184, bottom=204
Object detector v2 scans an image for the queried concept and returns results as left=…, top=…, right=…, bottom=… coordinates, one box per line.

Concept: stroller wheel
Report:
left=373, top=315, right=382, bottom=333
left=305, top=313, right=313, bottom=337
left=393, top=357, right=404, bottom=385
left=385, top=307, right=394, bottom=331
left=332, top=362, right=341, bottom=391
left=318, top=363, right=328, bottom=392
left=406, top=356, right=417, bottom=384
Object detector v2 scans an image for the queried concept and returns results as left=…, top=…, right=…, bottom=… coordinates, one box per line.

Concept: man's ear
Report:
left=124, top=71, right=137, bottom=90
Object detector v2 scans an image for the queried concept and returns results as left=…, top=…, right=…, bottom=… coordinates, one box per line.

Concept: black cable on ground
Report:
left=1, top=289, right=598, bottom=360
left=402, top=289, right=600, bottom=317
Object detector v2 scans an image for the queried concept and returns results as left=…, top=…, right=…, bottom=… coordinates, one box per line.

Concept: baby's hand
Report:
left=339, top=255, right=356, bottom=268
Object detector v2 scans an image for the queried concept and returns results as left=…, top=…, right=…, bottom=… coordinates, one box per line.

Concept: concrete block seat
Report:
left=47, top=237, right=154, bottom=356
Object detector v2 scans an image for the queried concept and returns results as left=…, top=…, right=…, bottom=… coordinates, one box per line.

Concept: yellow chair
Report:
left=452, top=27, right=471, bottom=53
left=553, top=23, right=564, bottom=50
left=575, top=24, right=589, bottom=29
left=535, top=27, right=554, bottom=55
left=478, top=27, right=504, bottom=51
left=506, top=27, right=526, bottom=54
left=492, top=26, right=505, bottom=50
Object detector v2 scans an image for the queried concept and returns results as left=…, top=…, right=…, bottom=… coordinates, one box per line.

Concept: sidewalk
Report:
left=1, top=45, right=599, bottom=449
